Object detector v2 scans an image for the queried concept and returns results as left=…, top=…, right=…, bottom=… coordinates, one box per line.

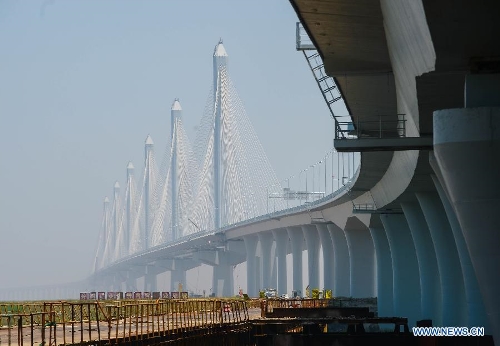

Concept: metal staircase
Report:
left=296, top=22, right=354, bottom=139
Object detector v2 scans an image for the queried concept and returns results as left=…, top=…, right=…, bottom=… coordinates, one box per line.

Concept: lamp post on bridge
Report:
left=305, top=168, right=309, bottom=200
left=310, top=164, right=316, bottom=197
left=319, top=159, right=325, bottom=198
left=284, top=176, right=293, bottom=208
left=298, top=168, right=307, bottom=204
left=266, top=186, right=269, bottom=213
left=249, top=192, right=254, bottom=218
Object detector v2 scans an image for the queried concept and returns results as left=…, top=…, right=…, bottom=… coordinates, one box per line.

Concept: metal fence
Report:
left=0, top=299, right=248, bottom=345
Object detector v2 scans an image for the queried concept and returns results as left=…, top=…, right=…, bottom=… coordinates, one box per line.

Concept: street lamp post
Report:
left=305, top=168, right=309, bottom=200
left=310, top=164, right=316, bottom=197
left=299, top=168, right=308, bottom=203
left=266, top=187, right=269, bottom=213
left=319, top=159, right=326, bottom=198
left=285, top=177, right=291, bottom=208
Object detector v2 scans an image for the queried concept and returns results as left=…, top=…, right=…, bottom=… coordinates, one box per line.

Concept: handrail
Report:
left=336, top=114, right=407, bottom=139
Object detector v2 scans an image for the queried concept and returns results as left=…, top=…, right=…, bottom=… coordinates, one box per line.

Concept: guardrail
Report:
left=95, top=159, right=361, bottom=277
left=336, top=114, right=407, bottom=140
left=0, top=299, right=248, bottom=345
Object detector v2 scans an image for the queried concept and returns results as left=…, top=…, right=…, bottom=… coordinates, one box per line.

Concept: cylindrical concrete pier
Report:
left=369, top=226, right=394, bottom=317
left=343, top=217, right=375, bottom=298
left=317, top=224, right=335, bottom=293
left=434, top=107, right=500, bottom=341
left=401, top=200, right=442, bottom=325
left=327, top=223, right=350, bottom=297
left=259, top=232, right=274, bottom=290
left=430, top=173, right=489, bottom=329
left=416, top=192, right=467, bottom=326
left=380, top=213, right=422, bottom=327
left=243, top=235, right=258, bottom=297
left=272, top=228, right=288, bottom=296
left=287, top=226, right=304, bottom=296
left=302, top=225, right=320, bottom=291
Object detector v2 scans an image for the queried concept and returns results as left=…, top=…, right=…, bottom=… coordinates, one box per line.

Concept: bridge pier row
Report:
left=327, top=223, right=350, bottom=297
left=272, top=228, right=288, bottom=296
left=430, top=172, right=489, bottom=329
left=317, top=224, right=334, bottom=293
left=302, top=225, right=320, bottom=292
left=243, top=235, right=258, bottom=297
left=369, top=224, right=394, bottom=318
left=343, top=217, right=375, bottom=298
left=416, top=192, right=467, bottom=326
left=380, top=214, right=421, bottom=327
left=434, top=105, right=500, bottom=342
left=401, top=200, right=442, bottom=325
left=258, top=233, right=274, bottom=290
left=287, top=226, right=304, bottom=296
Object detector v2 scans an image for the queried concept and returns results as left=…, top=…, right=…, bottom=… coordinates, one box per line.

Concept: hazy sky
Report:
left=0, top=0, right=338, bottom=290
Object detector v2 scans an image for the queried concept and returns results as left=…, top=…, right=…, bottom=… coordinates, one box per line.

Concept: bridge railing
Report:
left=220, top=162, right=360, bottom=232
left=335, top=114, right=407, bottom=139
left=95, top=154, right=361, bottom=275
left=0, top=299, right=249, bottom=345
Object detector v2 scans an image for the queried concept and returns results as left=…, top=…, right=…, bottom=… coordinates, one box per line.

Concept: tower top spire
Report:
left=214, top=39, right=228, bottom=57
left=171, top=98, right=182, bottom=111
left=145, top=134, right=154, bottom=145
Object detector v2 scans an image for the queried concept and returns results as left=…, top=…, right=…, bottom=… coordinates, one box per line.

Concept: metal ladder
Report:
left=296, top=22, right=352, bottom=139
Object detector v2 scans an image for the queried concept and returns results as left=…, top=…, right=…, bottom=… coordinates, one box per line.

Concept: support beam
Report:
left=243, top=235, right=258, bottom=297
left=335, top=136, right=433, bottom=152
left=272, top=228, right=288, bottom=296
left=434, top=106, right=500, bottom=343
left=327, top=223, right=350, bottom=297
left=317, top=224, right=334, bottom=293
left=212, top=251, right=233, bottom=297
left=144, top=265, right=158, bottom=292
left=401, top=200, right=442, bottom=325
left=287, top=226, right=304, bottom=296
left=369, top=225, right=394, bottom=318
left=430, top=171, right=489, bottom=329
left=171, top=270, right=186, bottom=293
left=380, top=214, right=422, bottom=327
left=416, top=192, right=467, bottom=326
left=302, top=225, right=320, bottom=292
left=343, top=217, right=375, bottom=298
left=259, top=233, right=274, bottom=290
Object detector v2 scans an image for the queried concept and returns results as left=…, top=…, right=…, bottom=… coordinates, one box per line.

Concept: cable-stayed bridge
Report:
left=90, top=39, right=358, bottom=297
left=2, top=2, right=500, bottom=342
left=0, top=37, right=359, bottom=301
left=95, top=39, right=298, bottom=267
